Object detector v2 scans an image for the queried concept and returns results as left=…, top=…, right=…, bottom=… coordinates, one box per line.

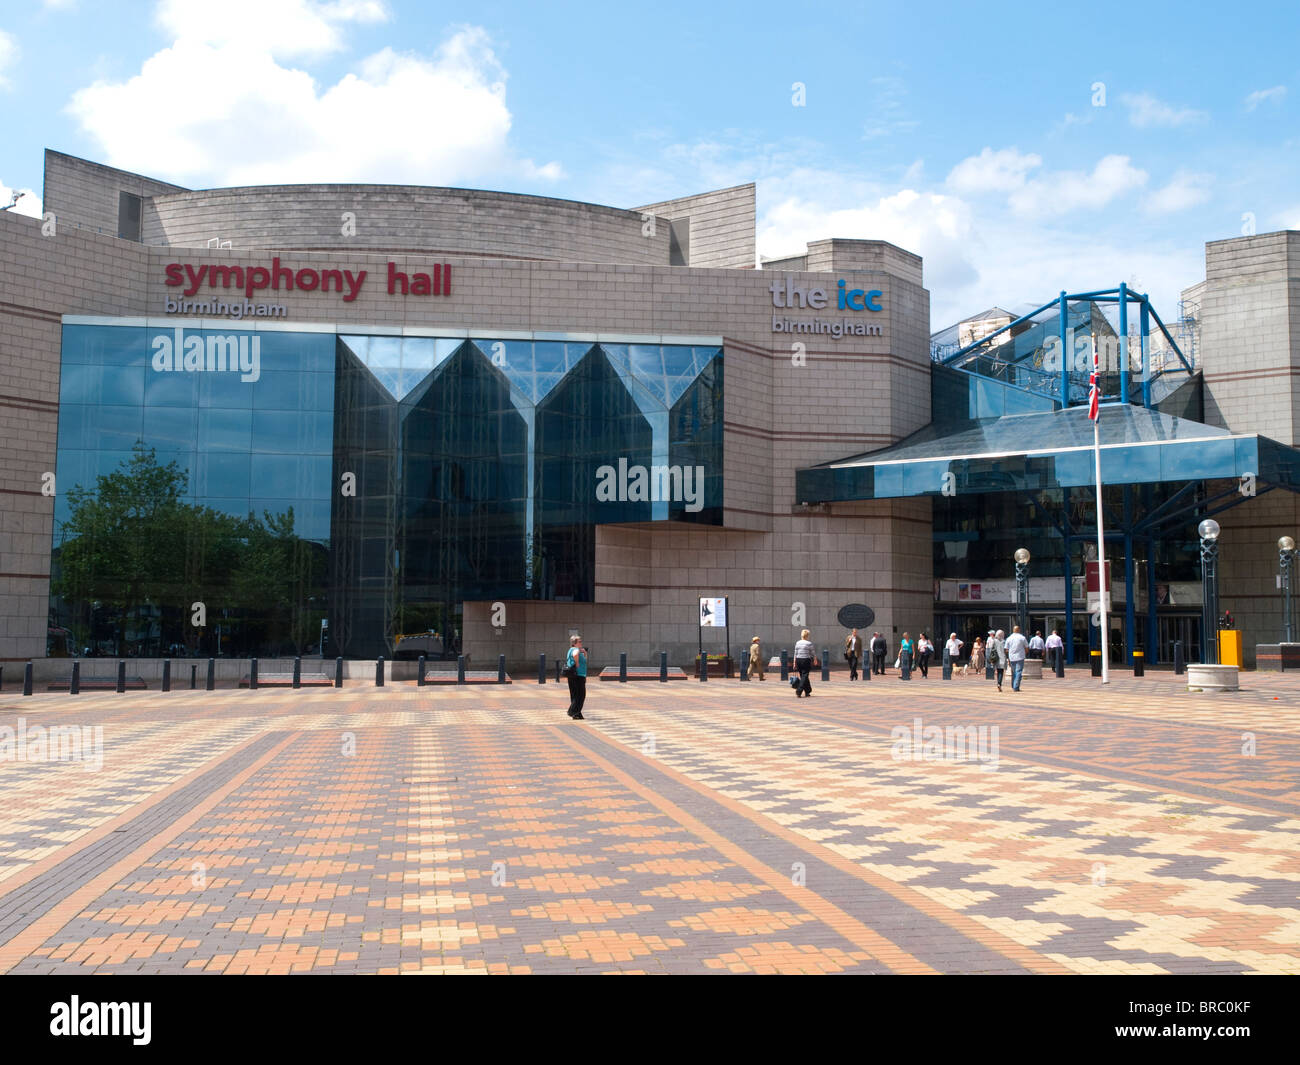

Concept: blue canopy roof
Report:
left=796, top=405, right=1300, bottom=503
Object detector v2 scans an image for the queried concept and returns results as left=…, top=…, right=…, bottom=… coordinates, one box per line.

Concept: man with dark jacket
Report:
left=845, top=628, right=863, bottom=681
left=870, top=632, right=888, bottom=675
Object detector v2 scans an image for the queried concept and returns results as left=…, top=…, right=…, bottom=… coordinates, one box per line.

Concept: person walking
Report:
left=988, top=629, right=1007, bottom=691
left=565, top=634, right=588, bottom=719
left=898, top=632, right=913, bottom=680
left=870, top=632, right=888, bottom=675
left=748, top=635, right=765, bottom=680
left=1045, top=629, right=1064, bottom=674
left=1028, top=630, right=1045, bottom=659
left=916, top=632, right=933, bottom=678
left=968, top=636, right=984, bottom=677
left=844, top=627, right=863, bottom=681
left=794, top=629, right=815, bottom=697
left=1006, top=624, right=1029, bottom=692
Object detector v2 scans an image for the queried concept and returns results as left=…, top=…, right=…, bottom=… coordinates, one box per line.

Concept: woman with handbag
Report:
left=564, top=634, right=587, bottom=719
left=793, top=629, right=815, bottom=697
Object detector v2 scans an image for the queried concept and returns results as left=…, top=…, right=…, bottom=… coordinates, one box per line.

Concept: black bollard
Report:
left=417, top=654, right=426, bottom=686
left=862, top=653, right=870, bottom=682
left=780, top=650, right=789, bottom=681
left=1173, top=640, right=1185, bottom=675
left=116, top=660, right=126, bottom=693
left=1090, top=650, right=1102, bottom=677
left=190, top=663, right=197, bottom=690
left=1133, top=650, right=1144, bottom=678
left=23, top=661, right=33, bottom=696
left=659, top=651, right=667, bottom=683
left=162, top=659, right=171, bottom=692
left=740, top=653, right=748, bottom=681
left=1054, top=648, right=1065, bottom=678
left=71, top=660, right=81, bottom=696
left=457, top=655, right=466, bottom=684
left=699, top=653, right=708, bottom=682
left=293, top=656, right=302, bottom=689
left=375, top=655, right=385, bottom=686
left=334, top=656, right=343, bottom=688
left=0, top=664, right=4, bottom=691
left=985, top=655, right=994, bottom=681
left=539, top=652, right=546, bottom=684
left=206, top=658, right=215, bottom=691
left=942, top=648, right=952, bottom=680
left=250, top=657, right=259, bottom=690
left=821, top=649, right=830, bottom=683
left=619, top=652, right=627, bottom=682
left=497, top=654, right=506, bottom=684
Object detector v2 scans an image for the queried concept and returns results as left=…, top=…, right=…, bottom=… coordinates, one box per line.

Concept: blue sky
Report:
left=2, top=0, right=1297, bottom=325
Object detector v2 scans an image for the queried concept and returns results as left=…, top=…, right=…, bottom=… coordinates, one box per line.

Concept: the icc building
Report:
left=2, top=150, right=1299, bottom=678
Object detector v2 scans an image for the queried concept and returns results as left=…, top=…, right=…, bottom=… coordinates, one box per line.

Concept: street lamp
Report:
left=1279, top=535, right=1296, bottom=643
left=1198, top=519, right=1220, bottom=664
left=1014, top=547, right=1031, bottom=635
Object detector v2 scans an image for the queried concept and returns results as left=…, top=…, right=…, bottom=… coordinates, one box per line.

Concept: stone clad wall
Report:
left=141, top=186, right=673, bottom=266
left=1201, top=231, right=1299, bottom=447
left=43, top=150, right=187, bottom=239
left=634, top=184, right=756, bottom=270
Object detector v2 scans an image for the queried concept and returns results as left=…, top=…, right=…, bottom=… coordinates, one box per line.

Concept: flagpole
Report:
left=1092, top=337, right=1110, bottom=684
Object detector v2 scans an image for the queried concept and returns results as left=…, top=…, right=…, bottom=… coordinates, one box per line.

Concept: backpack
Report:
left=988, top=645, right=1001, bottom=668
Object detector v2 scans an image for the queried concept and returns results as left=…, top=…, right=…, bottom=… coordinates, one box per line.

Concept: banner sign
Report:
left=699, top=597, right=727, bottom=628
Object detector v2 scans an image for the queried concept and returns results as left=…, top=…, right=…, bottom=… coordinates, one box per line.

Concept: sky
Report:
left=1, top=0, right=1297, bottom=327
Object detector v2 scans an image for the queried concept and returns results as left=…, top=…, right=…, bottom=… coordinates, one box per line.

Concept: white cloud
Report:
left=154, top=0, right=388, bottom=58
left=861, top=77, right=919, bottom=140
left=1120, top=92, right=1208, bottom=128
left=1276, top=206, right=1300, bottom=230
left=66, top=6, right=560, bottom=187
left=946, top=147, right=1041, bottom=195
left=0, top=179, right=43, bottom=218
left=1143, top=171, right=1212, bottom=214
left=0, top=29, right=17, bottom=88
left=1245, top=85, right=1286, bottom=110
left=1008, top=155, right=1147, bottom=217
left=758, top=180, right=979, bottom=292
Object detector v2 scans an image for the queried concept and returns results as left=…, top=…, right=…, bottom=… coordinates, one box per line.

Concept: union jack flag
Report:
left=1088, top=338, right=1100, bottom=422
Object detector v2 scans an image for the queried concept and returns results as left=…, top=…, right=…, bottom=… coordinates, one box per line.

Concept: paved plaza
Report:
left=1, top=668, right=1298, bottom=975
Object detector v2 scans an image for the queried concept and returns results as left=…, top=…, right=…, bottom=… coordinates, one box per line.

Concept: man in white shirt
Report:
left=944, top=633, right=963, bottom=665
left=1005, top=625, right=1029, bottom=691
left=1044, top=629, right=1064, bottom=674
left=1028, top=631, right=1045, bottom=659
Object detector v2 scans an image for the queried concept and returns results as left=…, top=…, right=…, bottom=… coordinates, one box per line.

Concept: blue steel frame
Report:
left=941, top=286, right=1193, bottom=410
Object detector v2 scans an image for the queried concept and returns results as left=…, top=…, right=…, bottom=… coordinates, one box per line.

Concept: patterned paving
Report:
left=0, top=668, right=1297, bottom=974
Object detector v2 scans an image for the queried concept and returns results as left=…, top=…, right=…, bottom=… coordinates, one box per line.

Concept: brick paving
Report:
left=0, top=668, right=1297, bottom=974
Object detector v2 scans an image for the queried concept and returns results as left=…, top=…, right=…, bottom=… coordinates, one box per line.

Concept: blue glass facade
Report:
left=51, top=322, right=723, bottom=658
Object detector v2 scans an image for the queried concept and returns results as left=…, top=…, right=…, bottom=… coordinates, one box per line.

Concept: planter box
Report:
left=1186, top=663, right=1240, bottom=692
left=1256, top=643, right=1300, bottom=671
left=694, top=655, right=734, bottom=678
left=1021, top=659, right=1043, bottom=680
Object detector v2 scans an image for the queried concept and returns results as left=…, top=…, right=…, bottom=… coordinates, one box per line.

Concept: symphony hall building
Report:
left=1, top=149, right=1298, bottom=675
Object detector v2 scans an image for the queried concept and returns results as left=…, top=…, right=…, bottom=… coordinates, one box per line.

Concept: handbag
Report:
left=562, top=651, right=577, bottom=678
left=789, top=674, right=800, bottom=690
